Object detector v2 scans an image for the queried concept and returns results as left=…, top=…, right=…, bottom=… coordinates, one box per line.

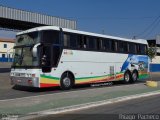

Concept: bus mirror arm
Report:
left=32, top=43, right=41, bottom=57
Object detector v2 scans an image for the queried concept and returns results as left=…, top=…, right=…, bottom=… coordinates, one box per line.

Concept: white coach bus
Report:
left=10, top=26, right=149, bottom=90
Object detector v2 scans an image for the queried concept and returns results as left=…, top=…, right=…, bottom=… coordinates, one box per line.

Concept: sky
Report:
left=0, top=0, right=160, bottom=39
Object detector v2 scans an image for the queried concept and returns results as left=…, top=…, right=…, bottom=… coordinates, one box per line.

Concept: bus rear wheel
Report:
left=60, top=72, right=74, bottom=90
left=131, top=71, right=138, bottom=83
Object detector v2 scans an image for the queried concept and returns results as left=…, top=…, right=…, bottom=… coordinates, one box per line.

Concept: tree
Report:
left=146, top=46, right=156, bottom=81
left=146, top=46, right=156, bottom=62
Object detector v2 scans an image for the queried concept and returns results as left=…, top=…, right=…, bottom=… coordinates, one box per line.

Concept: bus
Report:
left=10, top=26, right=149, bottom=90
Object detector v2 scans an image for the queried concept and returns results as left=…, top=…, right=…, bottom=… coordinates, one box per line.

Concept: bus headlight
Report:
left=32, top=74, right=36, bottom=77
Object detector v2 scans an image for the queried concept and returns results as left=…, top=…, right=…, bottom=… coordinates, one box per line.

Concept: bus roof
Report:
left=17, top=26, right=148, bottom=44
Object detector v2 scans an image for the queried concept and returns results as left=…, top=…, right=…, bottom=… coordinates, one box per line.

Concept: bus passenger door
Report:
left=52, top=45, right=61, bottom=67
left=41, top=45, right=52, bottom=73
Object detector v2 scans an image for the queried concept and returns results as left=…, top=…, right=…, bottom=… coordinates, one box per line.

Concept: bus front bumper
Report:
left=10, top=76, right=39, bottom=87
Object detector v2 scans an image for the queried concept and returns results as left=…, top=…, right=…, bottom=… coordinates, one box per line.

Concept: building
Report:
left=0, top=38, right=15, bottom=62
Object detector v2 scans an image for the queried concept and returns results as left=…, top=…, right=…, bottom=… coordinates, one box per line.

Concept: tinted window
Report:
left=129, top=43, right=136, bottom=54
left=124, top=42, right=129, bottom=52
left=77, top=35, right=88, bottom=49
left=88, top=37, right=96, bottom=49
left=52, top=46, right=61, bottom=67
left=140, top=44, right=147, bottom=55
left=118, top=41, right=129, bottom=53
left=104, top=39, right=111, bottom=51
left=96, top=39, right=103, bottom=50
left=42, top=30, right=59, bottom=44
left=70, top=34, right=78, bottom=48
left=118, top=41, right=124, bottom=52
left=135, top=44, right=139, bottom=54
left=111, top=40, right=117, bottom=52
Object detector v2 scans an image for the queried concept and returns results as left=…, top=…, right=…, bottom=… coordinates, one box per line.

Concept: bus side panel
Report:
left=38, top=50, right=149, bottom=88
left=58, top=49, right=128, bottom=85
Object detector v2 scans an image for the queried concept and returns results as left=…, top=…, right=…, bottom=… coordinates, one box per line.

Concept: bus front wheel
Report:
left=60, top=72, right=74, bottom=90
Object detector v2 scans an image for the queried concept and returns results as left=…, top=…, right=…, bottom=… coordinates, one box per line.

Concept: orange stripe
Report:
left=40, top=83, right=59, bottom=88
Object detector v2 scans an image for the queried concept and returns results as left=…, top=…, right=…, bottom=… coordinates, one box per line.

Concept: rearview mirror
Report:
left=32, top=43, right=41, bottom=57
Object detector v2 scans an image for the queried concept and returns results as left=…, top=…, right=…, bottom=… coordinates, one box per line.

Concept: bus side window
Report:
left=105, top=39, right=111, bottom=51
left=63, top=33, right=70, bottom=47
left=111, top=40, right=117, bottom=52
left=136, top=44, right=140, bottom=54
left=115, top=41, right=118, bottom=52
left=77, top=35, right=88, bottom=49
left=123, top=42, right=129, bottom=53
left=129, top=43, right=136, bottom=54
left=96, top=38, right=103, bottom=50
left=95, top=38, right=100, bottom=50
left=140, top=44, right=147, bottom=55
left=118, top=41, right=124, bottom=52
left=83, top=36, right=88, bottom=49
left=88, top=37, right=96, bottom=50
left=102, top=39, right=106, bottom=50
left=42, top=30, right=59, bottom=44
left=70, top=33, right=78, bottom=48
left=77, top=35, right=83, bottom=49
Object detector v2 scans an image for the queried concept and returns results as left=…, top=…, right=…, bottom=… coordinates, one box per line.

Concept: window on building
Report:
left=2, top=54, right=5, bottom=58
left=4, top=44, right=7, bottom=48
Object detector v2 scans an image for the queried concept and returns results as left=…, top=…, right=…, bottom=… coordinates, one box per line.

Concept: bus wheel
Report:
left=60, top=73, right=73, bottom=90
left=123, top=71, right=131, bottom=84
left=131, top=71, right=138, bottom=83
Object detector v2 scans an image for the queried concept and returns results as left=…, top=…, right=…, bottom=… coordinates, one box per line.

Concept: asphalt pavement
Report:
left=31, top=94, right=160, bottom=120
left=0, top=67, right=160, bottom=120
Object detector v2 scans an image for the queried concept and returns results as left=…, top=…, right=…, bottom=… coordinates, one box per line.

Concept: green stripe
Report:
left=139, top=74, right=149, bottom=79
left=76, top=75, right=107, bottom=80
left=76, top=72, right=123, bottom=80
left=40, top=75, right=59, bottom=80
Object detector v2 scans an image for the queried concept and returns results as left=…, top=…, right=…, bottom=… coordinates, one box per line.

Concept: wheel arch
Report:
left=124, top=69, right=132, bottom=76
left=61, top=71, right=75, bottom=85
left=132, top=69, right=139, bottom=78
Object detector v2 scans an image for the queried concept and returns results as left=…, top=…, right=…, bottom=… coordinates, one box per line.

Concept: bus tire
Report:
left=123, top=71, right=131, bottom=84
left=131, top=70, right=138, bottom=83
left=60, top=72, right=74, bottom=90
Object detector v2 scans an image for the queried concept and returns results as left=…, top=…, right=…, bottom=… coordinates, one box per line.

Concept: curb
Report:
left=146, top=81, right=158, bottom=87
left=21, top=90, right=160, bottom=120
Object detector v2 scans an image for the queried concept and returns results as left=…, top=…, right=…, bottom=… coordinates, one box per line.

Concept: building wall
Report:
left=0, top=40, right=14, bottom=62
left=152, top=56, right=160, bottom=64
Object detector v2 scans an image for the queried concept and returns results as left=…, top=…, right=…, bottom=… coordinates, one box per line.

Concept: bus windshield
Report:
left=12, top=31, right=40, bottom=67
left=16, top=32, right=39, bottom=46
left=13, top=46, right=40, bottom=67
